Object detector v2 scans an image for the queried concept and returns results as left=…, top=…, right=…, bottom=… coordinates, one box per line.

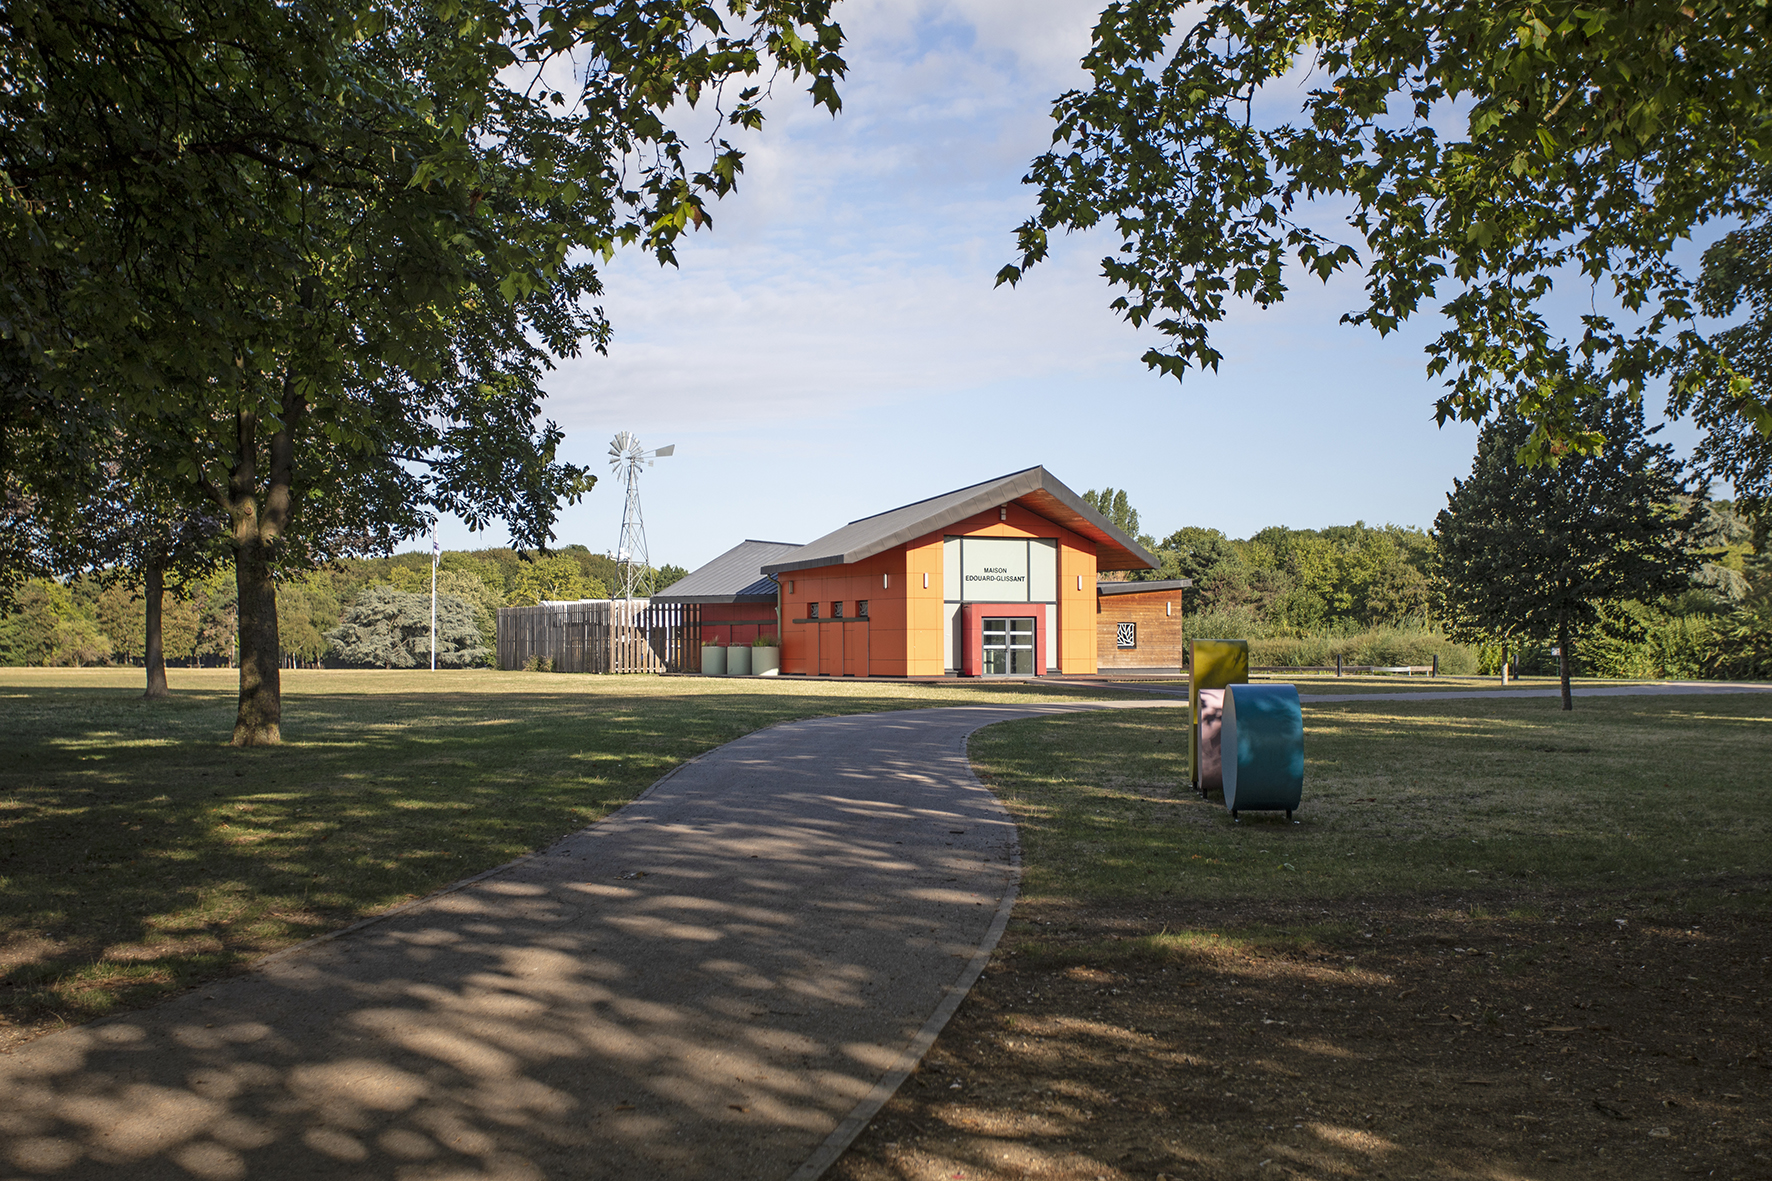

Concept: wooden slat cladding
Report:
left=496, top=601, right=702, bottom=673
left=1096, top=590, right=1183, bottom=669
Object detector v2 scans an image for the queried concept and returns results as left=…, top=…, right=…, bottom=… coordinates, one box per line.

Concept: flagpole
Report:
left=430, top=521, right=438, bottom=671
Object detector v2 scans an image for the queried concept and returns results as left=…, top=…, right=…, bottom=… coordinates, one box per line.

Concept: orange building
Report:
left=761, top=467, right=1157, bottom=677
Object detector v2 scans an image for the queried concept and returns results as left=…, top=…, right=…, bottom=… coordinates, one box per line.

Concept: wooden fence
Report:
left=496, top=600, right=701, bottom=674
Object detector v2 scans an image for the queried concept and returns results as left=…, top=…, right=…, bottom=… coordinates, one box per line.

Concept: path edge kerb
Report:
left=784, top=708, right=1041, bottom=1181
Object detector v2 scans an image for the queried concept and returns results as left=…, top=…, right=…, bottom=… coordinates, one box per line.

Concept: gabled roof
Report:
left=652, top=539, right=802, bottom=603
left=760, top=466, right=1159, bottom=575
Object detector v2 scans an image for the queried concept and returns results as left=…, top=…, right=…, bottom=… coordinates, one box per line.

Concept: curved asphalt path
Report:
left=0, top=701, right=1175, bottom=1181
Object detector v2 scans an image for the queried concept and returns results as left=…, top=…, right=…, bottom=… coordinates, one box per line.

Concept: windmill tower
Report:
left=609, top=431, right=674, bottom=600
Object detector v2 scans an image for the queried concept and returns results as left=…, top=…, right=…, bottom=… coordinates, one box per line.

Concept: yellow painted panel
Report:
left=1189, top=639, right=1249, bottom=783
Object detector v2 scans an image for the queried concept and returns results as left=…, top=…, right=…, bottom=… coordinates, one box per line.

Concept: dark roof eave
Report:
left=1097, top=578, right=1193, bottom=596
left=651, top=593, right=780, bottom=604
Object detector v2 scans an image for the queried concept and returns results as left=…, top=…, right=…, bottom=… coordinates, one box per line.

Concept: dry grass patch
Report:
left=830, top=690, right=1772, bottom=1181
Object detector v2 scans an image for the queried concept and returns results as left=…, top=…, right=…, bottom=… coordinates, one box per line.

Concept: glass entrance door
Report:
left=982, top=617, right=1036, bottom=675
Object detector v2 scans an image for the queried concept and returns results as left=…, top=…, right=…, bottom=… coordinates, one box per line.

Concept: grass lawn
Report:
left=832, top=692, right=1772, bottom=1181
left=0, top=666, right=1133, bottom=1044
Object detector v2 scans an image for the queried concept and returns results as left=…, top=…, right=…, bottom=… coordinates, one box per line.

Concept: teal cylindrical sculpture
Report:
left=1222, top=683, right=1304, bottom=819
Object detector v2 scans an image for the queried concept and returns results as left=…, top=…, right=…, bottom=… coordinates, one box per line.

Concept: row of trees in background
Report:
left=1085, top=486, right=1440, bottom=633
left=0, top=547, right=689, bottom=670
left=1083, top=403, right=1769, bottom=697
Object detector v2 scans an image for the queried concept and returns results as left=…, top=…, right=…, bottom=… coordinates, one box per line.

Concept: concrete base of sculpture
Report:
left=1223, top=683, right=1304, bottom=820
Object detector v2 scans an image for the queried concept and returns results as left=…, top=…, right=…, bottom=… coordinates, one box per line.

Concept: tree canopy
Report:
left=1680, top=171, right=1772, bottom=510
left=1434, top=394, right=1697, bottom=707
left=1082, top=487, right=1153, bottom=553
left=0, top=0, right=845, bottom=742
left=326, top=586, right=487, bottom=668
left=1000, top=0, right=1772, bottom=460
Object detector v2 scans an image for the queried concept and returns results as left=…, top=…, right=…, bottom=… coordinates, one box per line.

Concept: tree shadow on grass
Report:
left=0, top=681, right=1107, bottom=1032
left=0, top=697, right=1069, bottom=1180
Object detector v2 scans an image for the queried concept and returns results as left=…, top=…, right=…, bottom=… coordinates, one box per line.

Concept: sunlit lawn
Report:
left=973, top=691, right=1772, bottom=916
left=0, top=667, right=1138, bottom=1033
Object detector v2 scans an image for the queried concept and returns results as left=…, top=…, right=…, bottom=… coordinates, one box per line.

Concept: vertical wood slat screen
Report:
left=495, top=601, right=702, bottom=673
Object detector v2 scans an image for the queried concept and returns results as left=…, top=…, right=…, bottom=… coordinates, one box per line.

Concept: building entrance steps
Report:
left=0, top=701, right=1179, bottom=1181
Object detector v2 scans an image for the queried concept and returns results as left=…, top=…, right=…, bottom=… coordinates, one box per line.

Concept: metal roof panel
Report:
left=652, top=539, right=802, bottom=603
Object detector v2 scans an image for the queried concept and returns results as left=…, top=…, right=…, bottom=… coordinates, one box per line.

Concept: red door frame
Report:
left=960, top=603, right=1045, bottom=677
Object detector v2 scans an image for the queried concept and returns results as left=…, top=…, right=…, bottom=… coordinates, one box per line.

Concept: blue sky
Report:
left=430, top=0, right=1713, bottom=569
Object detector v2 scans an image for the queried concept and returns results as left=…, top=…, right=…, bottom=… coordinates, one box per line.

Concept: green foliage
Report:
left=1153, top=521, right=1436, bottom=631
left=0, top=581, right=110, bottom=666
left=1082, top=487, right=1154, bottom=550
left=1578, top=602, right=1723, bottom=681
left=507, top=553, right=610, bottom=605
left=1, top=0, right=846, bottom=740
left=1154, top=526, right=1240, bottom=586
left=1705, top=589, right=1772, bottom=680
left=1679, top=171, right=1772, bottom=505
left=276, top=577, right=342, bottom=667
left=325, top=587, right=488, bottom=669
left=654, top=564, right=691, bottom=593
left=1003, top=0, right=1772, bottom=456
left=1435, top=397, right=1698, bottom=661
left=1246, top=629, right=1477, bottom=675
left=0, top=546, right=682, bottom=666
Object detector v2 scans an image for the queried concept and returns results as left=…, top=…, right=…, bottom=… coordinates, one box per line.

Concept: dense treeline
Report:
left=0, top=547, right=689, bottom=668
left=1168, top=506, right=1768, bottom=678
left=1084, top=487, right=1770, bottom=679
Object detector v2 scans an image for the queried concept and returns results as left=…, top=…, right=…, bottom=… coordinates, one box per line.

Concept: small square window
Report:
left=1116, top=622, right=1137, bottom=649
left=857, top=599, right=869, bottom=619
left=831, top=601, right=844, bottom=619
left=807, top=602, right=819, bottom=620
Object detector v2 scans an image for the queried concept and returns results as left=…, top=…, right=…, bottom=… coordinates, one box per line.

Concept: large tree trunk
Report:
left=1558, top=615, right=1573, bottom=711
left=220, top=375, right=302, bottom=747
left=143, top=558, right=168, bottom=699
left=233, top=533, right=280, bottom=743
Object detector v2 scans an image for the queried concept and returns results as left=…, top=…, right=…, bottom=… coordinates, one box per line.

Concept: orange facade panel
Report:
left=775, top=500, right=1118, bottom=677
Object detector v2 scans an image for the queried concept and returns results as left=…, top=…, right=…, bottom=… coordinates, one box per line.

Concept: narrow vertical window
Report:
left=857, top=600, right=869, bottom=619
left=808, top=602, right=819, bottom=620
left=831, top=601, right=843, bottom=619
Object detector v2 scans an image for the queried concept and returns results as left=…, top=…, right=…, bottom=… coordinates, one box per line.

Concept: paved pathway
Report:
left=0, top=702, right=1175, bottom=1181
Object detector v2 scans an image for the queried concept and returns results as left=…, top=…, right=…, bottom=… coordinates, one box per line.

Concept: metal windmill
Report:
left=608, top=431, right=674, bottom=600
